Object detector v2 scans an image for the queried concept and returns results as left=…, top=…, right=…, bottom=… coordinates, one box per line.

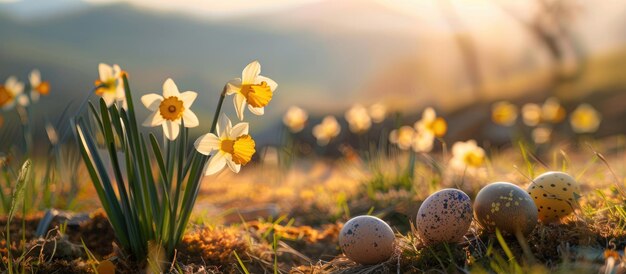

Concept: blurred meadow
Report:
left=1, top=0, right=626, bottom=273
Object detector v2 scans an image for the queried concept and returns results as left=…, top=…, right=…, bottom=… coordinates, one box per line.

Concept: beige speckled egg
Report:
left=527, top=171, right=580, bottom=223
left=474, top=182, right=538, bottom=236
left=416, top=188, right=473, bottom=244
left=339, top=215, right=395, bottom=265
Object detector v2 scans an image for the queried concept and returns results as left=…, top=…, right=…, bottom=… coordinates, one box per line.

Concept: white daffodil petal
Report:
left=163, top=120, right=180, bottom=140
left=115, top=81, right=125, bottom=99
left=141, top=93, right=163, bottom=111
left=102, top=93, right=116, bottom=107
left=180, top=91, right=197, bottom=108
left=226, top=159, right=241, bottom=173
left=219, top=115, right=233, bottom=136
left=194, top=133, right=220, bottom=155
left=182, top=110, right=199, bottom=128
left=17, top=94, right=29, bottom=107
left=241, top=60, right=261, bottom=85
left=248, top=106, right=264, bottom=116
left=204, top=152, right=227, bottom=176
left=98, top=63, right=112, bottom=82
left=230, top=122, right=249, bottom=137
left=143, top=111, right=165, bottom=127
left=112, top=65, right=122, bottom=77
left=163, top=78, right=180, bottom=98
left=257, top=76, right=277, bottom=91
left=234, top=94, right=246, bottom=121
left=225, top=79, right=242, bottom=95
left=29, top=70, right=40, bottom=86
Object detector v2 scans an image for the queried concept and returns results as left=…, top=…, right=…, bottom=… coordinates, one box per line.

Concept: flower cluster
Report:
left=282, top=103, right=387, bottom=146
left=389, top=107, right=446, bottom=153
left=0, top=70, right=50, bottom=111
left=79, top=60, right=277, bottom=262
left=491, top=97, right=602, bottom=144
left=93, top=61, right=276, bottom=176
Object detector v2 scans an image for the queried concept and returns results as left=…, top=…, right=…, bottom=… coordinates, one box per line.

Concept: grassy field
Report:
left=2, top=136, right=626, bottom=273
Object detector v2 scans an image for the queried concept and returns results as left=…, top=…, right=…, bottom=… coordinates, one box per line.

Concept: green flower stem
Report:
left=210, top=85, right=228, bottom=134
left=169, top=84, right=228, bottom=255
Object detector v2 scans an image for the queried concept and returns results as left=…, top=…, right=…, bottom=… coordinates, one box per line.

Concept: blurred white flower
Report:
left=95, top=63, right=126, bottom=109
left=412, top=130, right=434, bottom=153
left=414, top=107, right=447, bottom=138
left=283, top=106, right=308, bottom=133
left=522, top=103, right=541, bottom=127
left=195, top=115, right=256, bottom=175
left=449, top=140, right=485, bottom=172
left=491, top=101, right=518, bottom=126
left=0, top=76, right=24, bottom=110
left=313, top=116, right=341, bottom=146
left=141, top=78, right=199, bottom=140
left=226, top=60, right=277, bottom=120
left=345, top=104, right=371, bottom=133
left=368, top=103, right=387, bottom=123
left=532, top=126, right=552, bottom=144
left=570, top=104, right=601, bottom=133
left=541, top=97, right=566, bottom=123
left=29, top=69, right=50, bottom=102
left=389, top=126, right=415, bottom=150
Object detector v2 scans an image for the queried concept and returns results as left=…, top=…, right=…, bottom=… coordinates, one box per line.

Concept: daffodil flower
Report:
left=194, top=115, right=256, bottom=175
left=226, top=61, right=277, bottom=120
left=141, top=78, right=199, bottom=140
left=541, top=97, right=566, bottom=123
left=449, top=140, right=485, bottom=172
left=312, top=116, right=341, bottom=146
left=95, top=63, right=126, bottom=108
left=0, top=76, right=25, bottom=110
left=345, top=104, right=371, bottom=133
left=389, top=126, right=415, bottom=150
left=570, top=104, right=601, bottom=133
left=368, top=103, right=387, bottom=123
left=29, top=69, right=50, bottom=102
left=283, top=106, right=308, bottom=133
left=412, top=130, right=434, bottom=153
left=414, top=107, right=447, bottom=138
left=491, top=101, right=518, bottom=126
left=522, top=103, right=541, bottom=127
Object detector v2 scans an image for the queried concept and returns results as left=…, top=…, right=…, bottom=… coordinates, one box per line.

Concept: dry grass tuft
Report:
left=177, top=226, right=249, bottom=267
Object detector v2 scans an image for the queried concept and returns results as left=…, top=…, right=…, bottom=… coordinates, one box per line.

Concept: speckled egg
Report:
left=474, top=182, right=538, bottom=236
left=416, top=188, right=473, bottom=244
left=338, top=215, right=395, bottom=265
left=527, top=171, right=580, bottom=223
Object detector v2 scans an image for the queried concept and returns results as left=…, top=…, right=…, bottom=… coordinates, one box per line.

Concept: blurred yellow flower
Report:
left=141, top=78, right=199, bottom=140
left=414, top=107, right=447, bottom=138
left=29, top=69, right=50, bottom=102
left=522, top=103, right=541, bottom=127
left=412, top=130, right=434, bottom=153
left=368, top=103, right=387, bottom=123
left=541, top=97, right=566, bottom=123
left=0, top=76, right=24, bottom=110
left=283, top=106, right=308, bottom=133
left=94, top=63, right=126, bottom=108
left=532, top=126, right=552, bottom=144
left=195, top=115, right=255, bottom=175
left=570, top=104, right=601, bottom=133
left=226, top=60, right=277, bottom=121
left=312, top=116, right=341, bottom=146
left=345, top=104, right=371, bottom=134
left=450, top=140, right=485, bottom=171
left=389, top=126, right=415, bottom=150
left=491, top=101, right=518, bottom=126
